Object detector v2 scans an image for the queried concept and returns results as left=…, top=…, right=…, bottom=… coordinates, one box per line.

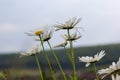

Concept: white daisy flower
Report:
left=35, top=28, right=54, bottom=42
left=25, top=29, right=43, bottom=36
left=20, top=45, right=41, bottom=57
left=40, top=26, right=54, bottom=41
left=26, top=26, right=54, bottom=42
left=25, top=25, right=52, bottom=36
left=55, top=17, right=81, bottom=31
left=62, top=30, right=81, bottom=41
left=54, top=41, right=68, bottom=48
left=78, top=50, right=105, bottom=67
left=111, top=74, right=120, bottom=80
left=98, top=58, right=120, bottom=79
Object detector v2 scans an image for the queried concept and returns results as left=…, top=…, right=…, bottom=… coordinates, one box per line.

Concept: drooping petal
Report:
left=85, top=63, right=90, bottom=67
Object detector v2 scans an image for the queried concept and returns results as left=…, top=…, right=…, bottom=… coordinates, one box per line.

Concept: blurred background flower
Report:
left=78, top=50, right=105, bottom=67
left=98, top=57, right=120, bottom=79
left=20, top=45, right=41, bottom=57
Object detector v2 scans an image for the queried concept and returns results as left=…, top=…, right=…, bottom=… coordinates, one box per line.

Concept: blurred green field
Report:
left=0, top=69, right=37, bottom=80
left=0, top=67, right=112, bottom=80
left=0, top=43, right=120, bottom=80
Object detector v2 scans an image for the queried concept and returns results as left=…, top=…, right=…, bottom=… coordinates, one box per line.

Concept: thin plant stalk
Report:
left=93, top=63, right=99, bottom=80
left=67, top=29, right=77, bottom=80
left=0, top=73, right=7, bottom=80
left=39, top=35, right=56, bottom=80
left=118, top=70, right=120, bottom=74
left=63, top=46, right=72, bottom=62
left=34, top=54, right=44, bottom=80
left=47, top=41, right=67, bottom=80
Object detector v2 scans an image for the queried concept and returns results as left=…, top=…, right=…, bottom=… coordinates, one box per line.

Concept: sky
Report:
left=0, top=0, right=120, bottom=53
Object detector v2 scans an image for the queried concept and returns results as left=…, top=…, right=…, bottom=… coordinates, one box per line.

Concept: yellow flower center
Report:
left=35, top=29, right=43, bottom=35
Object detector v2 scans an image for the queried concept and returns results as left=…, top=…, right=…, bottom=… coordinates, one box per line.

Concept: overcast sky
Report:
left=0, top=0, right=120, bottom=53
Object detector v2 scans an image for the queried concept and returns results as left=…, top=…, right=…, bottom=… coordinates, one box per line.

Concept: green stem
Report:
left=119, top=70, right=120, bottom=74
left=0, top=73, right=7, bottom=80
left=93, top=63, right=99, bottom=80
left=64, top=46, right=72, bottom=63
left=67, top=29, right=77, bottom=80
left=34, top=54, right=44, bottom=80
left=39, top=35, right=56, bottom=80
left=47, top=41, right=67, bottom=80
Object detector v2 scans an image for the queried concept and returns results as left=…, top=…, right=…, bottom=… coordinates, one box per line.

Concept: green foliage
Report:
left=0, top=43, right=120, bottom=70
left=0, top=43, right=120, bottom=80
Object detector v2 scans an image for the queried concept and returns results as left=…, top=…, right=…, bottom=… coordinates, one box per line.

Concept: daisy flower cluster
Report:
left=98, top=58, right=120, bottom=79
left=19, top=17, right=120, bottom=80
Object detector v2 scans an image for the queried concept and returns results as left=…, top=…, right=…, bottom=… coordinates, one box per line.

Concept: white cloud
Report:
left=0, top=24, right=17, bottom=32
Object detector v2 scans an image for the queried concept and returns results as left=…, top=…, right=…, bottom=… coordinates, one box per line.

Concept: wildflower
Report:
left=34, top=29, right=43, bottom=36
left=54, top=41, right=68, bottom=48
left=78, top=50, right=105, bottom=67
left=111, top=74, right=120, bottom=80
left=62, top=30, right=81, bottom=41
left=20, top=45, right=41, bottom=57
left=62, top=34, right=81, bottom=41
left=98, top=58, right=120, bottom=79
left=25, top=29, right=43, bottom=36
left=41, top=27, right=54, bottom=41
left=55, top=17, right=81, bottom=31
left=33, top=26, right=54, bottom=42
